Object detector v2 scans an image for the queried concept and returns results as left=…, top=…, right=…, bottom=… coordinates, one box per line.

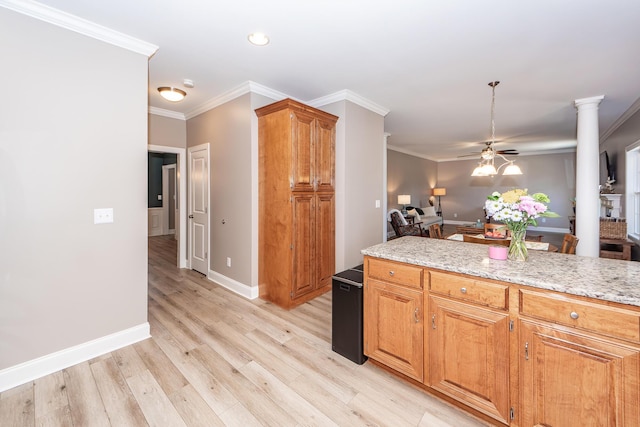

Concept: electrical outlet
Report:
left=454, top=213, right=458, bottom=218
left=94, top=208, right=114, bottom=224
left=157, top=194, right=162, bottom=200
left=375, top=199, right=380, bottom=208
left=226, top=257, right=231, bottom=267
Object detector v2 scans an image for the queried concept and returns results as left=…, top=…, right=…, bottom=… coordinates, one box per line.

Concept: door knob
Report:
left=188, top=214, right=194, bottom=219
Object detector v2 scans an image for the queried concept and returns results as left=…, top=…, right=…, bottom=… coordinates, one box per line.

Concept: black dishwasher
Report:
left=331, top=264, right=367, bottom=364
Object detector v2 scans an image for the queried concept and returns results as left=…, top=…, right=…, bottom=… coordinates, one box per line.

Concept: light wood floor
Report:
left=0, top=235, right=490, bottom=427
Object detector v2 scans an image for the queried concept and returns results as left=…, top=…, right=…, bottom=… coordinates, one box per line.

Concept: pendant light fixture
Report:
left=471, top=81, right=522, bottom=177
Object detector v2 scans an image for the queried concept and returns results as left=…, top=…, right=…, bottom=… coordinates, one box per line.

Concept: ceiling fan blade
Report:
left=457, top=152, right=481, bottom=158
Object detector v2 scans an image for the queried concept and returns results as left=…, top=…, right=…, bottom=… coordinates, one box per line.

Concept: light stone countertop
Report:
left=361, top=236, right=640, bottom=307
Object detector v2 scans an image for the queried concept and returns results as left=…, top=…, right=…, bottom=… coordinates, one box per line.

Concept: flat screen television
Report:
left=600, top=150, right=615, bottom=186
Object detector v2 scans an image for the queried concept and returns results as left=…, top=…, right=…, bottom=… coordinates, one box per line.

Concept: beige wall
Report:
left=600, top=107, right=640, bottom=202
left=149, top=114, right=187, bottom=148
left=321, top=100, right=386, bottom=270
left=387, top=150, right=438, bottom=210
left=436, top=153, right=576, bottom=229
left=0, top=9, right=149, bottom=370
left=186, top=93, right=275, bottom=288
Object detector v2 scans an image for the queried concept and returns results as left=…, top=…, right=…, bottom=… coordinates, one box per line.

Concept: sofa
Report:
left=386, top=206, right=443, bottom=239
left=407, top=206, right=443, bottom=229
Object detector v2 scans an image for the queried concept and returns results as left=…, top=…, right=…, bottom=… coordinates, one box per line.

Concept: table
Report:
left=600, top=238, right=634, bottom=261
left=446, top=233, right=558, bottom=252
left=456, top=225, right=485, bottom=235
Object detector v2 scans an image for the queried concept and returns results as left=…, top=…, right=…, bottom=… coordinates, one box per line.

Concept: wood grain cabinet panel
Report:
left=257, top=99, right=338, bottom=309
left=428, top=295, right=511, bottom=424
left=365, top=279, right=424, bottom=382
left=520, top=319, right=640, bottom=427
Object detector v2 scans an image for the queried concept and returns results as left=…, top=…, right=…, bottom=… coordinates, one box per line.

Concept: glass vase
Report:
left=508, top=228, right=528, bottom=261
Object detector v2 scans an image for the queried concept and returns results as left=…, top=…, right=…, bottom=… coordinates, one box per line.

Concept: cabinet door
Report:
left=428, top=295, right=510, bottom=424
left=314, top=118, right=335, bottom=192
left=520, top=319, right=640, bottom=427
left=290, top=111, right=315, bottom=191
left=365, top=279, right=423, bottom=381
left=315, top=193, right=334, bottom=291
left=292, top=194, right=315, bottom=298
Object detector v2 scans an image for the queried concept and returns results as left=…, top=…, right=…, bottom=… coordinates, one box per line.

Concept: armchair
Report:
left=388, top=209, right=426, bottom=238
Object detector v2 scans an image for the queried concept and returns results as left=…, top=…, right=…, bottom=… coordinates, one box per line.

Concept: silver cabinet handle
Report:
left=460, top=287, right=467, bottom=294
left=570, top=311, right=579, bottom=320
left=389, top=271, right=395, bottom=276
left=431, top=314, right=436, bottom=329
left=414, top=308, right=420, bottom=323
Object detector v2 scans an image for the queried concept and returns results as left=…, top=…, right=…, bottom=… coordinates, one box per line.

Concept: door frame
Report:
left=188, top=143, right=210, bottom=273
left=148, top=144, right=187, bottom=268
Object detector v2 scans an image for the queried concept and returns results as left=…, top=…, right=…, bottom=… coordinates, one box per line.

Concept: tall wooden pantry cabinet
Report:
left=256, top=99, right=338, bottom=309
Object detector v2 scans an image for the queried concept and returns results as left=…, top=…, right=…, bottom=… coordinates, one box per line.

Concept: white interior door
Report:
left=188, top=144, right=209, bottom=275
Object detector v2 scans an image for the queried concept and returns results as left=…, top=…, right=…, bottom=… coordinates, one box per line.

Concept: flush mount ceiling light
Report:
left=471, top=81, right=523, bottom=177
left=248, top=32, right=270, bottom=46
left=157, top=87, right=186, bottom=102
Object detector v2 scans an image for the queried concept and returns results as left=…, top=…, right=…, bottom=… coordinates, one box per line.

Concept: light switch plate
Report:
left=157, top=195, right=162, bottom=200
left=94, top=208, right=114, bottom=224
left=375, top=199, right=381, bottom=208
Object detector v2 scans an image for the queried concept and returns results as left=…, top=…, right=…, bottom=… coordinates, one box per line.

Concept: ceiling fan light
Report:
left=158, top=87, right=186, bottom=102
left=481, top=164, right=497, bottom=175
left=502, top=163, right=523, bottom=175
left=472, top=165, right=487, bottom=176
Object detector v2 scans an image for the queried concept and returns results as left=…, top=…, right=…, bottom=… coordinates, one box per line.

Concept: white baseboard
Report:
left=0, top=323, right=150, bottom=392
left=208, top=270, right=258, bottom=300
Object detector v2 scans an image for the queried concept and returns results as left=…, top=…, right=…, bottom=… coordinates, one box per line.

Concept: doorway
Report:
left=148, top=144, right=187, bottom=268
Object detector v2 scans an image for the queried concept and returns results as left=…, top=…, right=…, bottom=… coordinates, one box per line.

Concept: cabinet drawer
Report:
left=520, top=289, right=640, bottom=342
left=367, top=258, right=422, bottom=289
left=429, top=271, right=508, bottom=310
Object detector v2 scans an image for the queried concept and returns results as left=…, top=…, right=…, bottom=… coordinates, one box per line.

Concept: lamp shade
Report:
left=398, top=195, right=411, bottom=205
left=432, top=188, right=446, bottom=196
left=502, top=163, right=523, bottom=175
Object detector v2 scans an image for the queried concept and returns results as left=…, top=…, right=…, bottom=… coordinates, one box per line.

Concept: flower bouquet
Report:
left=485, top=189, right=559, bottom=261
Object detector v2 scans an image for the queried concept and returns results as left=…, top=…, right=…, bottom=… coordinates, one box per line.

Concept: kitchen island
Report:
left=361, top=236, right=640, bottom=427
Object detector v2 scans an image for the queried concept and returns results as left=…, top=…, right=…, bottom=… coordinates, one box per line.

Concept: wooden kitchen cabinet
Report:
left=257, top=99, right=338, bottom=309
left=520, top=320, right=640, bottom=426
left=363, top=255, right=640, bottom=427
left=428, top=274, right=511, bottom=424
left=519, top=289, right=640, bottom=427
left=364, top=259, right=424, bottom=381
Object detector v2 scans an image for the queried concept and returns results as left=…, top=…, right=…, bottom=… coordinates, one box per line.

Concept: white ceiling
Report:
left=18, top=0, right=640, bottom=160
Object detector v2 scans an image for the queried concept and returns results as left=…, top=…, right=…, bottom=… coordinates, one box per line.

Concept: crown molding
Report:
left=600, top=96, right=640, bottom=142
left=0, top=0, right=158, bottom=57
left=387, top=144, right=438, bottom=161
left=308, top=89, right=390, bottom=117
left=148, top=107, right=185, bottom=120
left=185, top=81, right=292, bottom=120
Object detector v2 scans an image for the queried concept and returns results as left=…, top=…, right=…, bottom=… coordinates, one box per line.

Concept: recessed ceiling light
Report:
left=157, top=87, right=186, bottom=102
left=248, top=32, right=269, bottom=46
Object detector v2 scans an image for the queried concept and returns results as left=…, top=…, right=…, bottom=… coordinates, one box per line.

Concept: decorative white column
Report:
left=574, top=95, right=604, bottom=257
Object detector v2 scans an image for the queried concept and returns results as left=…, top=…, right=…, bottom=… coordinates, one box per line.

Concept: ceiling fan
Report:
left=459, top=141, right=519, bottom=159
left=468, top=81, right=523, bottom=176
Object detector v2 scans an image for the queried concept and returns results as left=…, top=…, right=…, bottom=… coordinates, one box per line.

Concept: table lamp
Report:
left=398, top=195, right=411, bottom=215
